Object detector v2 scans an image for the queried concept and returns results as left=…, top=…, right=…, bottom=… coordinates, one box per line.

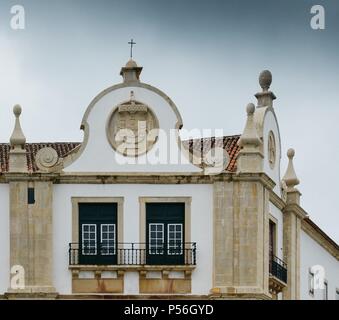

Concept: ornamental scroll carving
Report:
left=35, top=147, right=61, bottom=172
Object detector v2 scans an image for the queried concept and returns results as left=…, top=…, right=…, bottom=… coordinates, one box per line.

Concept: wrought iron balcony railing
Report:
left=269, top=254, right=287, bottom=283
left=69, top=242, right=197, bottom=266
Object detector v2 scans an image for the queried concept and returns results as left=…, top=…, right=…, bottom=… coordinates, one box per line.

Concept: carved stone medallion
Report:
left=106, top=91, right=159, bottom=156
left=36, top=147, right=59, bottom=172
left=268, top=131, right=276, bottom=169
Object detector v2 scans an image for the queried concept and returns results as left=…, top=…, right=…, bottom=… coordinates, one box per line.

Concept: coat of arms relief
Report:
left=106, top=91, right=159, bottom=156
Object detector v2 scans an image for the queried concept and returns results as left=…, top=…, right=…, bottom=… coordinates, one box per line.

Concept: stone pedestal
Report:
left=282, top=189, right=306, bottom=300
left=8, top=181, right=57, bottom=298
left=211, top=178, right=271, bottom=299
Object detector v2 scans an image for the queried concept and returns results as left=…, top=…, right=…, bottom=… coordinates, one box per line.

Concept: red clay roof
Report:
left=0, top=136, right=240, bottom=173
left=182, top=135, right=240, bottom=172
left=0, top=143, right=80, bottom=173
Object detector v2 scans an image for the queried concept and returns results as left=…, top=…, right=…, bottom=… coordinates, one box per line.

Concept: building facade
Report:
left=0, top=60, right=338, bottom=299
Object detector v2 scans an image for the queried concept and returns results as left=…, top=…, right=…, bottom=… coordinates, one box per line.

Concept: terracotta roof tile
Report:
left=0, top=136, right=240, bottom=173
left=0, top=143, right=80, bottom=173
left=181, top=135, right=240, bottom=172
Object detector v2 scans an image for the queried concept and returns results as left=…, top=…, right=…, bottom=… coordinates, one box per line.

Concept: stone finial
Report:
left=255, top=70, right=276, bottom=107
left=10, top=104, right=26, bottom=149
left=282, top=148, right=300, bottom=190
left=238, top=103, right=261, bottom=148
left=236, top=103, right=263, bottom=173
left=9, top=104, right=28, bottom=172
left=120, top=59, right=143, bottom=83
left=259, top=70, right=272, bottom=91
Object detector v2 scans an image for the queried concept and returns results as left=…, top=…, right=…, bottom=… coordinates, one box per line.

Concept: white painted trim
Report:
left=81, top=224, right=97, bottom=255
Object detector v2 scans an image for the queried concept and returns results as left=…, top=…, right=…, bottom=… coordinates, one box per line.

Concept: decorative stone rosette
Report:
left=35, top=147, right=61, bottom=172
left=202, top=146, right=230, bottom=175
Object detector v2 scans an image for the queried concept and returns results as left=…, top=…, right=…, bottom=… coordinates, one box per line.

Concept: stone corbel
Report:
left=117, top=270, right=125, bottom=279
left=71, top=269, right=80, bottom=279
left=184, top=270, right=192, bottom=280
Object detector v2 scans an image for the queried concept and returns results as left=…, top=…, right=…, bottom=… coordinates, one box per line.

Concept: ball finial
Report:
left=13, top=104, right=22, bottom=117
left=259, top=70, right=272, bottom=91
left=246, top=103, right=255, bottom=115
left=287, top=148, right=295, bottom=159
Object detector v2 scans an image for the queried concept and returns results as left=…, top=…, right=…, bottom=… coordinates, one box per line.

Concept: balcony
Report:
left=68, top=242, right=196, bottom=294
left=69, top=242, right=197, bottom=266
left=269, top=254, right=287, bottom=296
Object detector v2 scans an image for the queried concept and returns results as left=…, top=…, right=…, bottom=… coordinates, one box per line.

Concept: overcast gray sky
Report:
left=0, top=0, right=338, bottom=242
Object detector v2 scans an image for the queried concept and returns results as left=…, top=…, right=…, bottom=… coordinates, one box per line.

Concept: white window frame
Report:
left=82, top=224, right=97, bottom=255
left=100, top=224, right=116, bottom=255
left=167, top=223, right=183, bottom=255
left=149, top=223, right=164, bottom=255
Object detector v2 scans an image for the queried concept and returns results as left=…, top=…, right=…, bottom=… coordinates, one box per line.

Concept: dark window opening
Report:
left=324, top=280, right=328, bottom=300
left=309, top=270, right=315, bottom=296
left=146, top=202, right=186, bottom=265
left=269, top=220, right=276, bottom=258
left=28, top=188, right=35, bottom=204
left=78, top=203, right=117, bottom=265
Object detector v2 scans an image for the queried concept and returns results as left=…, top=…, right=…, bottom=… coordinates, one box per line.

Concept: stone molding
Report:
left=301, top=219, right=339, bottom=260
left=71, top=197, right=124, bottom=245
left=138, top=197, right=192, bottom=245
left=283, top=203, right=308, bottom=220
left=62, top=81, right=184, bottom=170
left=0, top=172, right=276, bottom=189
left=269, top=190, right=286, bottom=210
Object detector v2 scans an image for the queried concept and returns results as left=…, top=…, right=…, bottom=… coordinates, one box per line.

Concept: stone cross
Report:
left=128, top=39, right=136, bottom=58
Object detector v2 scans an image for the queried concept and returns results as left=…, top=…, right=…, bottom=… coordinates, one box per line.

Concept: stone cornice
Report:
left=1, top=173, right=58, bottom=183
left=0, top=171, right=275, bottom=188
left=301, top=218, right=339, bottom=261
left=283, top=203, right=308, bottom=220
left=230, top=172, right=276, bottom=190
left=269, top=190, right=286, bottom=210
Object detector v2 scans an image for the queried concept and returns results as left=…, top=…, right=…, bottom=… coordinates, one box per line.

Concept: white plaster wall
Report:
left=269, top=202, right=283, bottom=260
left=300, top=230, right=339, bottom=300
left=53, top=184, right=213, bottom=295
left=262, top=110, right=282, bottom=195
left=0, top=184, right=9, bottom=294
left=65, top=85, right=200, bottom=173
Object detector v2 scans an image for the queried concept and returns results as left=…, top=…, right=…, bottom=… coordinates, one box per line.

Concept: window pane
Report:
left=82, top=224, right=97, bottom=255
left=168, top=224, right=183, bottom=255
left=149, top=223, right=164, bottom=255
left=101, top=224, right=116, bottom=255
